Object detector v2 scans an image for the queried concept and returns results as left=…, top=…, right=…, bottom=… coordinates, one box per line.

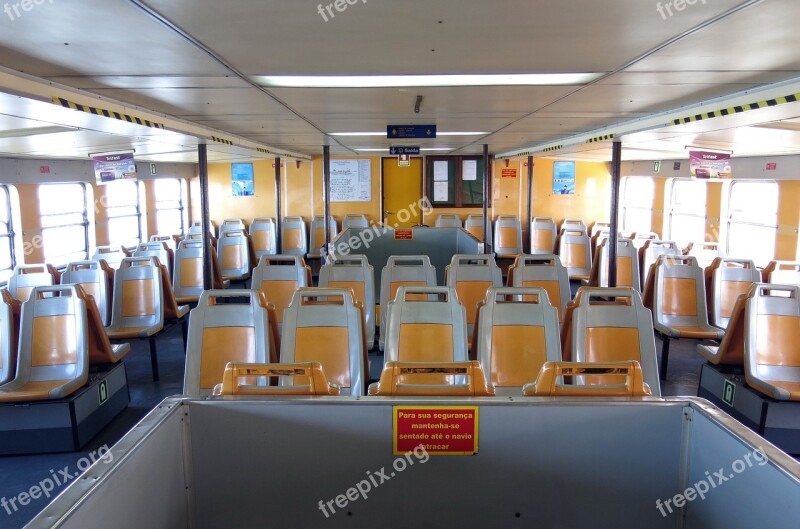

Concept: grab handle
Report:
left=523, top=361, right=651, bottom=397
left=218, top=362, right=340, bottom=396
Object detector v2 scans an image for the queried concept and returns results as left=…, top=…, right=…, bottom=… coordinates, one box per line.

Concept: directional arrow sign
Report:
left=387, top=125, right=437, bottom=139
left=390, top=146, right=421, bottom=155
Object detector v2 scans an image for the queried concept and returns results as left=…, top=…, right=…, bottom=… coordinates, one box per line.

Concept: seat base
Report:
left=698, top=363, right=800, bottom=455
left=0, top=362, right=129, bottom=455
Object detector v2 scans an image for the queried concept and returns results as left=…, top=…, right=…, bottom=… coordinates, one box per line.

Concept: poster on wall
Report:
left=93, top=151, right=137, bottom=185
left=330, top=159, right=371, bottom=202
left=231, top=163, right=255, bottom=196
left=689, top=151, right=732, bottom=179
left=552, top=161, right=576, bottom=195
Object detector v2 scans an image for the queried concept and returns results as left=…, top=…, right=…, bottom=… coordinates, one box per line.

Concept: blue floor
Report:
left=0, top=326, right=706, bottom=529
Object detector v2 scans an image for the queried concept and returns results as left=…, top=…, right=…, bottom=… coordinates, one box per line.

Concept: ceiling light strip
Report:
left=669, top=92, right=800, bottom=126
left=52, top=96, right=165, bottom=129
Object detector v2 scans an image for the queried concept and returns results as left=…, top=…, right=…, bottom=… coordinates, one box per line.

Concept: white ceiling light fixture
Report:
left=254, top=73, right=602, bottom=88
left=0, top=125, right=75, bottom=138
left=354, top=147, right=454, bottom=152
left=332, top=131, right=489, bottom=137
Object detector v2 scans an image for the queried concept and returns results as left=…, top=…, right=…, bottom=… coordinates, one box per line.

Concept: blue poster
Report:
left=232, top=163, right=254, bottom=196
left=553, top=161, right=576, bottom=195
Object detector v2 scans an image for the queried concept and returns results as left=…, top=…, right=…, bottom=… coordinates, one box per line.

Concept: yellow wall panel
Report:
left=531, top=158, right=612, bottom=227
left=776, top=180, right=800, bottom=260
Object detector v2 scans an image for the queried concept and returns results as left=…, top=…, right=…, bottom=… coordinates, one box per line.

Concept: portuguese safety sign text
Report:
left=393, top=406, right=479, bottom=455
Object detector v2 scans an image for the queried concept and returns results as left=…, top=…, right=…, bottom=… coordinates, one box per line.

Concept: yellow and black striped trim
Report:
left=256, top=147, right=269, bottom=154
left=210, top=136, right=234, bottom=145
left=670, top=92, right=800, bottom=126
left=542, top=145, right=563, bottom=153
left=587, top=133, right=615, bottom=143
left=52, top=97, right=165, bottom=129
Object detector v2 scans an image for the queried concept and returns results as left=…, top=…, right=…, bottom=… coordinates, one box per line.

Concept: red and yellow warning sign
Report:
left=394, top=229, right=414, bottom=240
left=393, top=406, right=479, bottom=456
left=501, top=168, right=518, bottom=178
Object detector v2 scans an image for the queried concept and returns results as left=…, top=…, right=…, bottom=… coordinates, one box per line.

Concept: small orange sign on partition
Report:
left=501, top=168, right=518, bottom=178
left=393, top=406, right=479, bottom=456
left=394, top=229, right=414, bottom=240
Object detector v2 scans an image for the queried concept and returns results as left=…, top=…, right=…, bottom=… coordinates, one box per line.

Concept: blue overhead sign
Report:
left=387, top=125, right=437, bottom=139
left=390, top=145, right=421, bottom=155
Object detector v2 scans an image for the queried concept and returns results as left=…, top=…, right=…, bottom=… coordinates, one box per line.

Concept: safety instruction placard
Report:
left=393, top=406, right=479, bottom=455
left=394, top=229, right=413, bottom=240
left=330, top=159, right=371, bottom=202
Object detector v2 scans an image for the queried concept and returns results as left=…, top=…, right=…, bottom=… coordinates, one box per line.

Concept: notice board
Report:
left=330, top=159, right=372, bottom=202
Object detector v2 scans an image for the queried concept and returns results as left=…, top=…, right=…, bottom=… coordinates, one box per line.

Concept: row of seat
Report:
left=200, top=215, right=370, bottom=261
left=697, top=283, right=800, bottom=401
left=183, top=284, right=662, bottom=397
left=0, top=284, right=130, bottom=402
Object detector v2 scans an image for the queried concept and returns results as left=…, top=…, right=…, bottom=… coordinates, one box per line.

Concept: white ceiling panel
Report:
left=0, top=0, right=798, bottom=159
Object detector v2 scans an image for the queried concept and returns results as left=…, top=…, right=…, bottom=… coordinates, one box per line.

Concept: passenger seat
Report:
left=280, top=288, right=366, bottom=396
left=183, top=289, right=274, bottom=396
left=445, top=254, right=503, bottom=346
left=474, top=287, right=561, bottom=396
left=378, top=255, right=437, bottom=351
left=0, top=285, right=89, bottom=402
left=744, top=284, right=800, bottom=401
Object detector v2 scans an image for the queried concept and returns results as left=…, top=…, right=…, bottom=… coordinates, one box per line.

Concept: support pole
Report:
left=322, top=146, right=332, bottom=259
left=275, top=157, right=282, bottom=253
left=526, top=156, right=533, bottom=253
left=198, top=144, right=212, bottom=290
left=482, top=144, right=489, bottom=254
left=608, top=141, right=622, bottom=287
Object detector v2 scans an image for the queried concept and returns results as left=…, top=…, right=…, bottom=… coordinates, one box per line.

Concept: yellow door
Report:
left=382, top=157, right=423, bottom=228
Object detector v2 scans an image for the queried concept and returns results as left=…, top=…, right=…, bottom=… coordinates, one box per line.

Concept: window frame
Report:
left=104, top=179, right=145, bottom=249
left=723, top=179, right=779, bottom=266
left=38, top=182, right=92, bottom=267
left=664, top=177, right=708, bottom=247
left=619, top=176, right=655, bottom=235
left=426, top=155, right=493, bottom=208
left=153, top=178, right=187, bottom=236
left=0, top=185, right=19, bottom=282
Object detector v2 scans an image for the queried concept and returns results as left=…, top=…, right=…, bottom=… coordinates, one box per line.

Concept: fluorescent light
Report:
left=254, top=73, right=601, bottom=88
left=333, top=131, right=488, bottom=136
left=331, top=132, right=386, bottom=137
left=354, top=147, right=453, bottom=152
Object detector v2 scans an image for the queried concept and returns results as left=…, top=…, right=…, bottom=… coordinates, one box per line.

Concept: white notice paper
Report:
left=329, top=159, right=371, bottom=202
left=462, top=160, right=477, bottom=181
left=433, top=161, right=449, bottom=181
left=434, top=181, right=449, bottom=202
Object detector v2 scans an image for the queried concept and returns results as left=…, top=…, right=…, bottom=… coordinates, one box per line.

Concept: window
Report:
left=725, top=180, right=778, bottom=267
left=426, top=156, right=491, bottom=207
left=0, top=186, right=17, bottom=282
left=105, top=180, right=144, bottom=249
left=153, top=179, right=187, bottom=236
left=666, top=179, right=707, bottom=248
left=620, top=177, right=655, bottom=235
left=39, top=183, right=90, bottom=267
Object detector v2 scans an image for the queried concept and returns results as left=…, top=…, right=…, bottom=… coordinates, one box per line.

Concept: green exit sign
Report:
left=723, top=379, right=736, bottom=407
